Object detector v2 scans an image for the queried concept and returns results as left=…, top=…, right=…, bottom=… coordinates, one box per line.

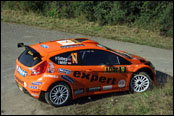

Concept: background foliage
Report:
left=1, top=1, right=173, bottom=37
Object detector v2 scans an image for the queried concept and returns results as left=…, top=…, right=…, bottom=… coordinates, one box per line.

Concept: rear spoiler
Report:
left=17, top=43, right=41, bottom=57
left=17, top=43, right=25, bottom=48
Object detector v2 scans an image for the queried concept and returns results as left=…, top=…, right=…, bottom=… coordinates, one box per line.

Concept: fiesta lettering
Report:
left=73, top=71, right=116, bottom=85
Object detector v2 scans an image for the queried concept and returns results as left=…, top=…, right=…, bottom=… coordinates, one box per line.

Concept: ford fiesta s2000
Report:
left=15, top=38, right=157, bottom=107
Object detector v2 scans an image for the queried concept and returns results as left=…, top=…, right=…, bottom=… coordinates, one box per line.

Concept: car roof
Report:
left=30, top=38, right=102, bottom=56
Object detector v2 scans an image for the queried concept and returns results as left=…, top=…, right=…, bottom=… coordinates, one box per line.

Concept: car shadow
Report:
left=155, top=70, right=173, bottom=88
left=38, top=70, right=173, bottom=106
left=69, top=91, right=129, bottom=106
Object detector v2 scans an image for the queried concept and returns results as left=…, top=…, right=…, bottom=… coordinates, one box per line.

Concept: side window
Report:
left=117, top=55, right=131, bottom=65
left=49, top=49, right=131, bottom=65
left=50, top=51, right=82, bottom=65
left=82, top=49, right=120, bottom=65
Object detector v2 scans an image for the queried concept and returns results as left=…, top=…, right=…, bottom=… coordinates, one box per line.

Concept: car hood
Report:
left=113, top=49, right=147, bottom=62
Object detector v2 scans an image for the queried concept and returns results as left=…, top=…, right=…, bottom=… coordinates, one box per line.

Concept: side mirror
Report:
left=17, top=43, right=24, bottom=48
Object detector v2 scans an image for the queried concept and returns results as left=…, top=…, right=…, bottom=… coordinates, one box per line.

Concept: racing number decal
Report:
left=71, top=53, right=78, bottom=64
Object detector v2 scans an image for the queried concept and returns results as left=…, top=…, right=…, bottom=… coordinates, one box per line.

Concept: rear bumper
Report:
left=15, top=76, right=41, bottom=99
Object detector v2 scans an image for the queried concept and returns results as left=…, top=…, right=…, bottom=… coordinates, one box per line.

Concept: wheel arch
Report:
left=134, top=67, right=154, bottom=81
left=128, top=67, right=155, bottom=93
left=128, top=67, right=154, bottom=85
left=43, top=80, right=74, bottom=99
left=48, top=81, right=72, bottom=92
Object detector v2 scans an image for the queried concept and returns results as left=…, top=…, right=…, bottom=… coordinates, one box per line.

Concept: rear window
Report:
left=18, top=49, right=42, bottom=67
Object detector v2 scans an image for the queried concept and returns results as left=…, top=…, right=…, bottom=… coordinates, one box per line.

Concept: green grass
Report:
left=106, top=78, right=173, bottom=115
left=1, top=9, right=173, bottom=49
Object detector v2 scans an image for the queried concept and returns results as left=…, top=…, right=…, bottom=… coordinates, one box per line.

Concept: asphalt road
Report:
left=1, top=22, right=173, bottom=115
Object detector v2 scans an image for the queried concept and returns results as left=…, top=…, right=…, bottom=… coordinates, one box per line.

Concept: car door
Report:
left=79, top=49, right=131, bottom=91
left=49, top=50, right=95, bottom=91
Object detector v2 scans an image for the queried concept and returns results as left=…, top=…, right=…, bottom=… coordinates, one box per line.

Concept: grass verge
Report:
left=65, top=77, right=173, bottom=115
left=106, top=78, right=173, bottom=115
left=1, top=9, right=173, bottom=49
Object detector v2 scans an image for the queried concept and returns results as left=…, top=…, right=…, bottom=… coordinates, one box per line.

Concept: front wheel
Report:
left=45, top=82, right=71, bottom=107
left=130, top=72, right=153, bottom=93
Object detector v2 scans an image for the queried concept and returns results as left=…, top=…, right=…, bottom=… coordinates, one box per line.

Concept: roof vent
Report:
left=74, top=38, right=88, bottom=42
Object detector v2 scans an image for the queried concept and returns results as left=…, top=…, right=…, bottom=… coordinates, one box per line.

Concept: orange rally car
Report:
left=15, top=38, right=157, bottom=107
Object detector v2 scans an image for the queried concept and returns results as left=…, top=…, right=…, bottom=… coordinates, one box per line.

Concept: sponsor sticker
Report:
left=68, top=62, right=72, bottom=65
left=24, top=82, right=27, bottom=87
left=31, top=94, right=39, bottom=97
left=28, top=85, right=38, bottom=89
left=47, top=62, right=55, bottom=73
left=74, top=88, right=84, bottom=95
left=40, top=44, right=49, bottom=48
left=61, top=75, right=74, bottom=83
left=61, top=44, right=84, bottom=48
left=38, top=78, right=43, bottom=81
left=44, top=74, right=58, bottom=78
left=57, top=40, right=80, bottom=45
left=28, top=68, right=32, bottom=70
left=31, top=90, right=40, bottom=93
left=118, top=80, right=126, bottom=88
left=17, top=65, right=27, bottom=77
left=105, top=67, right=127, bottom=73
left=58, top=68, right=72, bottom=74
left=73, top=71, right=117, bottom=85
left=87, top=87, right=101, bottom=92
left=103, top=85, right=112, bottom=90
left=32, top=82, right=42, bottom=85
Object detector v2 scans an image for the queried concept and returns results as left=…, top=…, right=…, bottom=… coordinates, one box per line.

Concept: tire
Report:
left=130, top=72, right=153, bottom=93
left=45, top=82, right=71, bottom=107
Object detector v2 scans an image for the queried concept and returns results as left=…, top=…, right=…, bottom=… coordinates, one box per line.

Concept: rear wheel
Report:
left=130, top=72, right=153, bottom=93
left=45, top=82, right=71, bottom=107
